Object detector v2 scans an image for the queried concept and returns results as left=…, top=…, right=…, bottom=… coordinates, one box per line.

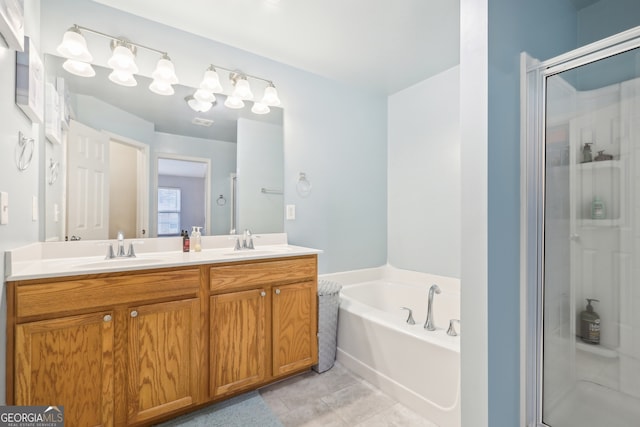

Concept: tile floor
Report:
left=259, top=362, right=437, bottom=427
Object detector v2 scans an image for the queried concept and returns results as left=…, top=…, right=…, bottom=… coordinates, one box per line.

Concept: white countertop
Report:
left=5, top=233, right=322, bottom=281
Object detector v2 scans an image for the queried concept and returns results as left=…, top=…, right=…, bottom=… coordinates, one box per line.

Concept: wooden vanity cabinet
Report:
left=8, top=268, right=202, bottom=427
left=14, top=311, right=116, bottom=427
left=209, top=256, right=318, bottom=399
left=7, top=254, right=318, bottom=426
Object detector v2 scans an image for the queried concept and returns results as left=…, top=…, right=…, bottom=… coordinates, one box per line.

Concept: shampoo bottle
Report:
left=580, top=298, right=600, bottom=344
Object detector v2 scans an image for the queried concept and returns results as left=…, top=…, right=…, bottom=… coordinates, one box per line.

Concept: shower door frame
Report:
left=521, top=26, right=640, bottom=427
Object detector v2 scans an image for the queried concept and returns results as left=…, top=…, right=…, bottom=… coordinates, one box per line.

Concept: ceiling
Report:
left=92, top=0, right=461, bottom=95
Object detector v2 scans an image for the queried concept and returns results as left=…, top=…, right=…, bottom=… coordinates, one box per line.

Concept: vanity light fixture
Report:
left=56, top=24, right=178, bottom=94
left=189, top=65, right=281, bottom=114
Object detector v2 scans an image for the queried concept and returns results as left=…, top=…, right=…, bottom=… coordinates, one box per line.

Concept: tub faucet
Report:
left=424, top=284, right=441, bottom=331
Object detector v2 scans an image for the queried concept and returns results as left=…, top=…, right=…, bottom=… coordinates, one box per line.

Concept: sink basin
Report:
left=73, top=257, right=166, bottom=270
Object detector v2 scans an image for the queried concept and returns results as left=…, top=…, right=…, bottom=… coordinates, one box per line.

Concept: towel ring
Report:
left=16, top=132, right=35, bottom=171
left=296, top=172, right=312, bottom=197
left=216, top=195, right=226, bottom=206
left=49, top=158, right=60, bottom=185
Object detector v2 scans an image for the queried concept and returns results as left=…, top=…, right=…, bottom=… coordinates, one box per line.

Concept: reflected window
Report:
left=158, top=187, right=181, bottom=236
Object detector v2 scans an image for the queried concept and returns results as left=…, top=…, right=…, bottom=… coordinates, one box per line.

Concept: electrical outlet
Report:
left=0, top=192, right=8, bottom=225
left=286, top=204, right=296, bottom=220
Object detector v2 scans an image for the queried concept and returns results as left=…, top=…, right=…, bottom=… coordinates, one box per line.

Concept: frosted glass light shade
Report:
left=186, top=96, right=212, bottom=112
left=251, top=102, right=270, bottom=115
left=149, top=78, right=175, bottom=95
left=224, top=95, right=245, bottom=109
left=108, top=45, right=139, bottom=74
left=194, top=89, right=216, bottom=103
left=261, top=84, right=281, bottom=106
left=152, top=56, right=178, bottom=84
left=200, top=68, right=223, bottom=93
left=63, top=59, right=96, bottom=77
left=108, top=70, right=137, bottom=87
left=57, top=28, right=92, bottom=62
left=232, top=78, right=253, bottom=100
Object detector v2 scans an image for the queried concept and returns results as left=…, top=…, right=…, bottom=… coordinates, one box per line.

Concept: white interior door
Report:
left=67, top=120, right=110, bottom=240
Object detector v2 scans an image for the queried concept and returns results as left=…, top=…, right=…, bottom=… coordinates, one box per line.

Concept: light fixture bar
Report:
left=206, top=63, right=274, bottom=86
left=72, top=24, right=168, bottom=56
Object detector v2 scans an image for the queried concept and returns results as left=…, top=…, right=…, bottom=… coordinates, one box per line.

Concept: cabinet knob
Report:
left=103, top=314, right=112, bottom=322
left=275, top=289, right=281, bottom=295
left=130, top=310, right=138, bottom=318
left=261, top=291, right=266, bottom=297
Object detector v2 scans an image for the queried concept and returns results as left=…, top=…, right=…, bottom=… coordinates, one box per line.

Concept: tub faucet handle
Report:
left=400, top=307, right=416, bottom=325
left=447, top=319, right=460, bottom=336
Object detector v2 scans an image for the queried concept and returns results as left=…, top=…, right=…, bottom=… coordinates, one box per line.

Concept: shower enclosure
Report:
left=523, top=27, right=640, bottom=426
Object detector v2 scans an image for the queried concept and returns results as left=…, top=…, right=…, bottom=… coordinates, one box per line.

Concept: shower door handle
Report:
left=569, top=233, right=581, bottom=243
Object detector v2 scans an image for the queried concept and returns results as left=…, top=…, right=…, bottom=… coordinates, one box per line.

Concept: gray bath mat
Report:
left=155, top=391, right=283, bottom=427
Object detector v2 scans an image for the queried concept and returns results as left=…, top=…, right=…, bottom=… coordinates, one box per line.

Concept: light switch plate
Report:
left=286, top=204, right=296, bottom=220
left=0, top=192, right=8, bottom=225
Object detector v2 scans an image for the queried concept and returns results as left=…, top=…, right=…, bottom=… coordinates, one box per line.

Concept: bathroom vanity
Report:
left=5, top=236, right=319, bottom=426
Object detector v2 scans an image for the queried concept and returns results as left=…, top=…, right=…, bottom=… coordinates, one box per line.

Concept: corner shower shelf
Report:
left=574, top=159, right=624, bottom=226
left=575, top=336, right=618, bottom=359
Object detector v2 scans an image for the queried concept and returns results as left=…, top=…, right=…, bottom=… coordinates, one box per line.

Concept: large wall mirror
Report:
left=40, top=2, right=284, bottom=241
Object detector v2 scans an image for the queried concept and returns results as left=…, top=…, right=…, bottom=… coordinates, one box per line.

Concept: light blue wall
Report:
left=0, top=0, right=41, bottom=405
left=387, top=66, right=460, bottom=278
left=487, top=1, right=577, bottom=426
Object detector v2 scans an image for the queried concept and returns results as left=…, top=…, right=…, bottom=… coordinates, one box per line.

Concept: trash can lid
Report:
left=317, top=279, right=342, bottom=296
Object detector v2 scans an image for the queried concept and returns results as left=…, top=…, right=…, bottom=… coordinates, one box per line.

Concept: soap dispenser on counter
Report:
left=582, top=142, right=593, bottom=163
left=580, top=298, right=601, bottom=344
left=190, top=226, right=202, bottom=252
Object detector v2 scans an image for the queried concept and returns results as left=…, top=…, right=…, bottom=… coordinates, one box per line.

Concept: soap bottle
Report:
left=191, top=226, right=202, bottom=252
left=582, top=143, right=593, bottom=163
left=182, top=229, right=190, bottom=252
left=591, top=197, right=606, bottom=219
left=580, top=298, right=600, bottom=344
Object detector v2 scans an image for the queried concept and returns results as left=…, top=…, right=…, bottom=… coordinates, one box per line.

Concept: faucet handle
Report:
left=127, top=242, right=137, bottom=258
left=447, top=319, right=460, bottom=336
left=234, top=237, right=242, bottom=251
left=400, top=307, right=416, bottom=325
left=105, top=244, right=115, bottom=260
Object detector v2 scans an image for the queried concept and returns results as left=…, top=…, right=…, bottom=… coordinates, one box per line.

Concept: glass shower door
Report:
left=542, top=46, right=640, bottom=426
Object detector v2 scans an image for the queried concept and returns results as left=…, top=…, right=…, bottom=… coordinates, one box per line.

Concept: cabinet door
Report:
left=15, top=312, right=115, bottom=427
left=210, top=288, right=267, bottom=397
left=125, top=298, right=200, bottom=425
left=272, top=281, right=318, bottom=376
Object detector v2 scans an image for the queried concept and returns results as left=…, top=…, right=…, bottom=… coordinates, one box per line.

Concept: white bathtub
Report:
left=322, top=265, right=460, bottom=427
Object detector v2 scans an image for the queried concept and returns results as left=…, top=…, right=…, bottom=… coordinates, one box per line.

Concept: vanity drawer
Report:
left=15, top=268, right=200, bottom=319
left=210, top=256, right=317, bottom=292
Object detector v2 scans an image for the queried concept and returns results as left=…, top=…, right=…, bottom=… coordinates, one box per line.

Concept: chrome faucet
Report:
left=244, top=229, right=255, bottom=249
left=106, top=231, right=136, bottom=259
left=424, top=284, right=441, bottom=331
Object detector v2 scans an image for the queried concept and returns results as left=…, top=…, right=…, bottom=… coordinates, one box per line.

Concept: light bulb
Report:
left=186, top=96, right=212, bottom=112
left=251, top=102, right=270, bottom=115
left=200, top=68, right=223, bottom=93
left=108, top=45, right=138, bottom=74
left=232, top=77, right=253, bottom=100
left=261, top=84, right=281, bottom=106
left=57, top=28, right=92, bottom=62
left=194, top=88, right=216, bottom=103
left=149, top=79, right=174, bottom=95
left=108, top=69, right=137, bottom=87
left=152, top=56, right=178, bottom=84
left=224, top=95, right=245, bottom=109
left=62, top=59, right=95, bottom=77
